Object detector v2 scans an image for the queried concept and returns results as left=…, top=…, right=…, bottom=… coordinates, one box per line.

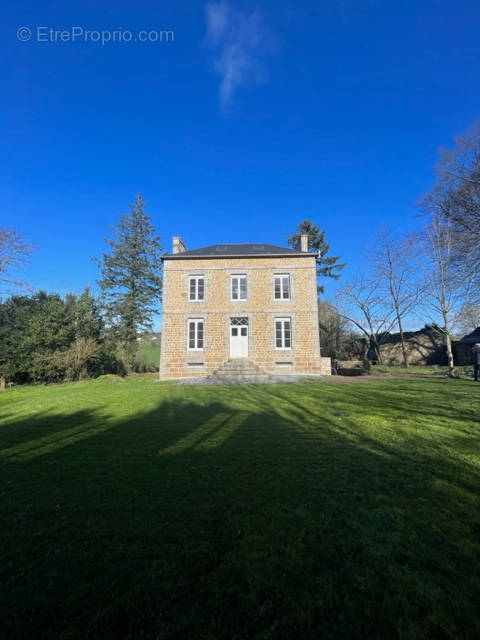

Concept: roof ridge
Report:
left=193, top=242, right=286, bottom=246
left=163, top=241, right=315, bottom=259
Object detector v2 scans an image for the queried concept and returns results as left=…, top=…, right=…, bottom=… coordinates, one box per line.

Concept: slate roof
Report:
left=459, top=327, right=480, bottom=344
left=163, top=243, right=312, bottom=259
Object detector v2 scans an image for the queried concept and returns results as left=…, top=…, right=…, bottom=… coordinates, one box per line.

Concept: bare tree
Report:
left=336, top=275, right=396, bottom=363
left=457, top=303, right=480, bottom=334
left=422, top=125, right=480, bottom=288
left=370, top=228, right=421, bottom=367
left=0, top=227, right=34, bottom=293
left=317, top=300, right=350, bottom=358
left=417, top=216, right=474, bottom=376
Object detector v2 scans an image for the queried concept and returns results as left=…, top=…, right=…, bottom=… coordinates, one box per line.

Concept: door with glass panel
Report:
left=229, top=317, right=249, bottom=358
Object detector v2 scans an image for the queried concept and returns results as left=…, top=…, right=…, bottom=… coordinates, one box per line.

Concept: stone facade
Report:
left=160, top=250, right=330, bottom=379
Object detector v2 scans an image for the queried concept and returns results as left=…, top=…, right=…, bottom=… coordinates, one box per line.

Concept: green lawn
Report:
left=372, top=364, right=449, bottom=375
left=1, top=375, right=479, bottom=639
left=137, top=339, right=161, bottom=369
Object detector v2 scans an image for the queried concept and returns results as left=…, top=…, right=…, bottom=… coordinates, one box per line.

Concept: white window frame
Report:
left=274, top=274, right=291, bottom=300
left=187, top=318, right=204, bottom=351
left=231, top=274, right=247, bottom=301
left=189, top=276, right=205, bottom=302
left=275, top=317, right=292, bottom=350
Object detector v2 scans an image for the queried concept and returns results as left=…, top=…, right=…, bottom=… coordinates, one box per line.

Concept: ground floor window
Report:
left=188, top=319, right=204, bottom=350
left=275, top=317, right=291, bottom=349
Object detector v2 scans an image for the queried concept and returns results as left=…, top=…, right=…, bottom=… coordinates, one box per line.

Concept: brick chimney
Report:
left=300, top=233, right=309, bottom=252
left=172, top=236, right=187, bottom=254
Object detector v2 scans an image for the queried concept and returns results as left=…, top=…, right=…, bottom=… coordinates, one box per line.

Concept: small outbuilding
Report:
left=454, top=328, right=480, bottom=365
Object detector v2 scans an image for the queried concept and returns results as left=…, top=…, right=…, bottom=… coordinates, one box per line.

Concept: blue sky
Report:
left=3, top=0, right=480, bottom=317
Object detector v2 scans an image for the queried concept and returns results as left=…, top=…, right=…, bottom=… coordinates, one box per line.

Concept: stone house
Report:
left=159, top=235, right=331, bottom=380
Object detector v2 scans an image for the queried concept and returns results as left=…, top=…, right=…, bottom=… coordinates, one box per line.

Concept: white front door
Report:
left=229, top=317, right=249, bottom=358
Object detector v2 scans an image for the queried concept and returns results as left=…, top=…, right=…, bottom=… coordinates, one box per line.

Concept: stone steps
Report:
left=208, top=358, right=271, bottom=384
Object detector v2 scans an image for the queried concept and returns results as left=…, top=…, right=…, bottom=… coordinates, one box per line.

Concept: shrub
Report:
left=54, top=338, right=101, bottom=381
left=362, top=358, right=372, bottom=374
left=30, top=352, right=66, bottom=384
left=96, top=348, right=127, bottom=377
left=338, top=367, right=366, bottom=377
left=133, top=352, right=149, bottom=373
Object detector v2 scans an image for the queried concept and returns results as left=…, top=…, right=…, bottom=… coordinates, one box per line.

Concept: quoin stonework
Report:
left=160, top=236, right=331, bottom=379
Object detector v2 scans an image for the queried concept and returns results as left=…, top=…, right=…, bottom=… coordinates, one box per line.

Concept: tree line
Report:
left=328, top=125, right=479, bottom=375
left=0, top=195, right=163, bottom=384
left=1, top=124, right=479, bottom=384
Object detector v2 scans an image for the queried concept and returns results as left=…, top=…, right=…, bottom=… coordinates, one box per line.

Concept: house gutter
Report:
left=162, top=253, right=316, bottom=261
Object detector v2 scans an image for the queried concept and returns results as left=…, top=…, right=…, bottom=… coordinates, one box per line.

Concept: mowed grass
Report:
left=137, top=339, right=161, bottom=369
left=1, top=376, right=479, bottom=639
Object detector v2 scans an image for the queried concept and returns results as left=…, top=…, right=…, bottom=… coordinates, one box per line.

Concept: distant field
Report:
left=1, top=375, right=479, bottom=638
left=137, top=339, right=160, bottom=369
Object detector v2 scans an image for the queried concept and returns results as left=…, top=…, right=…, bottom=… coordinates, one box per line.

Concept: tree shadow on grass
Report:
left=0, top=409, right=115, bottom=461
left=266, top=378, right=479, bottom=425
left=1, top=386, right=480, bottom=640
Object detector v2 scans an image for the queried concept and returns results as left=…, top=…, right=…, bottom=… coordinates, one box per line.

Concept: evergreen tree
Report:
left=287, top=219, right=345, bottom=293
left=0, top=292, right=75, bottom=383
left=66, top=287, right=103, bottom=341
left=96, top=195, right=163, bottom=370
left=0, top=290, right=116, bottom=384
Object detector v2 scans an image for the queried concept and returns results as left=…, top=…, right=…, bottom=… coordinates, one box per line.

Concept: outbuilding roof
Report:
left=163, top=243, right=313, bottom=259
left=459, top=327, right=480, bottom=344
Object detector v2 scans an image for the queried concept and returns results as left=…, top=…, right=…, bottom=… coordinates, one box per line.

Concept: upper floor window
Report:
left=189, top=276, right=205, bottom=301
left=188, top=318, right=204, bottom=350
left=275, top=317, right=292, bottom=349
left=274, top=274, right=291, bottom=300
left=231, top=275, right=247, bottom=301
